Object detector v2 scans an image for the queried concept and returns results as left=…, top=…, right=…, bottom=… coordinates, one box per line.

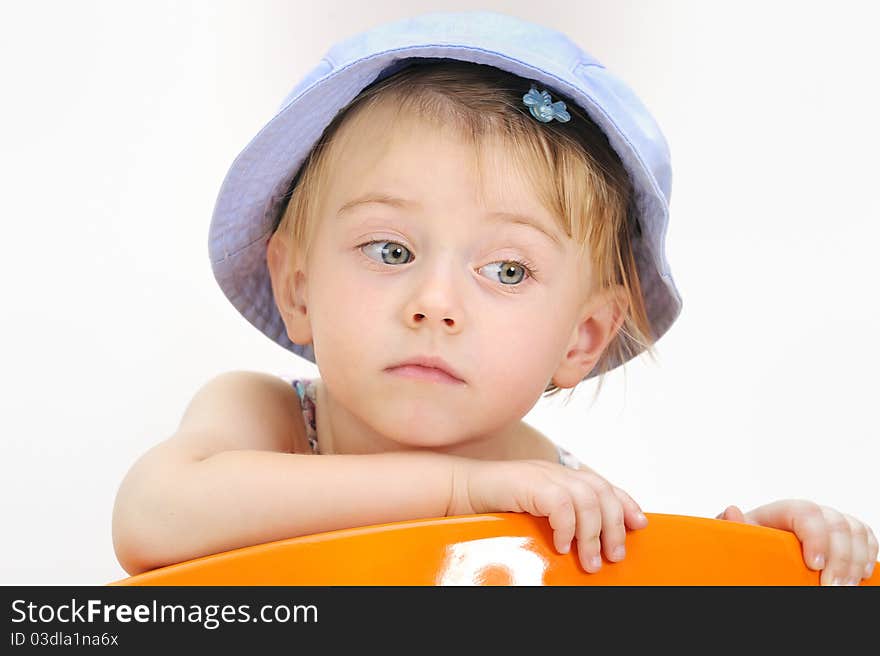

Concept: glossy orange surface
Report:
left=111, top=512, right=879, bottom=586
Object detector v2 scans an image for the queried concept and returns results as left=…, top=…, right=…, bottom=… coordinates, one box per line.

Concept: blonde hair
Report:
left=276, top=60, right=655, bottom=400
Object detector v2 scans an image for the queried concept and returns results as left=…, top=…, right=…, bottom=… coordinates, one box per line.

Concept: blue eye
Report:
left=361, top=241, right=413, bottom=265
left=360, top=241, right=534, bottom=287
left=479, top=261, right=530, bottom=285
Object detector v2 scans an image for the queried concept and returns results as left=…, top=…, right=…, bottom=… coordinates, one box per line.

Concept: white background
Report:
left=1, top=0, right=877, bottom=585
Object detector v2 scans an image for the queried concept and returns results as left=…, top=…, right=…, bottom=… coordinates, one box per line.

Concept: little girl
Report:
left=112, top=10, right=876, bottom=584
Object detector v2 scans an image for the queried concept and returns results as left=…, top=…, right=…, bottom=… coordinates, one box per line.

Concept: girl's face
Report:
left=277, top=109, right=614, bottom=450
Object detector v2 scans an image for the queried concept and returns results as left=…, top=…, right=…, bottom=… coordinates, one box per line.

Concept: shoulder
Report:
left=191, top=370, right=302, bottom=405
left=173, top=370, right=311, bottom=458
left=515, top=420, right=565, bottom=464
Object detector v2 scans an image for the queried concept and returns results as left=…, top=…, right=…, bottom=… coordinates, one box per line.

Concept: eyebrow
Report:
left=337, top=193, right=563, bottom=248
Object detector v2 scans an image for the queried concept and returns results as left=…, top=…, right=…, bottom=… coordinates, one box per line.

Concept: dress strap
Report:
left=291, top=378, right=320, bottom=454
left=556, top=444, right=582, bottom=470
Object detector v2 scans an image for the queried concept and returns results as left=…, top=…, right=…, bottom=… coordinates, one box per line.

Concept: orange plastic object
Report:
left=110, top=512, right=879, bottom=586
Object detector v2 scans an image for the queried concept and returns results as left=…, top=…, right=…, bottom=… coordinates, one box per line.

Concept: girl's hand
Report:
left=716, top=500, right=878, bottom=585
left=450, top=459, right=648, bottom=573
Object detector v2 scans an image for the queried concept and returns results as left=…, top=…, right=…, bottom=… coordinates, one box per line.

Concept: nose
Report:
left=403, top=259, right=464, bottom=334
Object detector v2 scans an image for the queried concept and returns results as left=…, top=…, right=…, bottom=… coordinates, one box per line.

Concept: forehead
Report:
left=323, top=100, right=551, bottom=215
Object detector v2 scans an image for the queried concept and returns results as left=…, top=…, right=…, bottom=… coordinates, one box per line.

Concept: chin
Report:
left=374, top=414, right=473, bottom=450
left=359, top=385, right=503, bottom=447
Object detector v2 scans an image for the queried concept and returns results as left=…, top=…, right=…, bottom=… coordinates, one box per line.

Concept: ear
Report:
left=266, top=230, right=312, bottom=346
left=551, top=286, right=629, bottom=388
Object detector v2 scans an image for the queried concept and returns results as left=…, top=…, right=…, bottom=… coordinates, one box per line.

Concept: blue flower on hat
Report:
left=522, top=85, right=571, bottom=123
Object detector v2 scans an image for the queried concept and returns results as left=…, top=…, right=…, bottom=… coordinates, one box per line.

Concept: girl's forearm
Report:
left=114, top=449, right=461, bottom=575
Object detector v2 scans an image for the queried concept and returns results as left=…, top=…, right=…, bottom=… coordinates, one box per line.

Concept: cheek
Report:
left=306, top=263, right=389, bottom=360
left=475, top=303, right=567, bottom=384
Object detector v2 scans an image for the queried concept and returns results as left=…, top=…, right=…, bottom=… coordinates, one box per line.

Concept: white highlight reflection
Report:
left=436, top=536, right=548, bottom=585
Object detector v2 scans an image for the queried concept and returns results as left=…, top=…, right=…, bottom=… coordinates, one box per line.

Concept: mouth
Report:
left=385, top=356, right=466, bottom=385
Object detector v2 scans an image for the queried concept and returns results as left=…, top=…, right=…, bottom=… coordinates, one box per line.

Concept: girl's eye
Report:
left=479, top=261, right=530, bottom=285
left=361, top=240, right=413, bottom=265
left=360, top=241, right=532, bottom=287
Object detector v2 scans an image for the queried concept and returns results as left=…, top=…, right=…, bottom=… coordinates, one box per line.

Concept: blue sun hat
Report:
left=208, top=10, right=682, bottom=376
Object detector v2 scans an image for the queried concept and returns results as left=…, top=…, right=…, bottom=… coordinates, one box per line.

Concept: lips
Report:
left=385, top=355, right=465, bottom=384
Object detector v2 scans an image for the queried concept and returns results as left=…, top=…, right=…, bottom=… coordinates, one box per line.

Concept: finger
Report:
left=571, top=486, right=603, bottom=573
left=612, top=486, right=648, bottom=530
left=843, top=514, right=869, bottom=585
left=819, top=508, right=852, bottom=586
left=539, top=488, right=577, bottom=556
left=575, top=464, right=646, bottom=530
left=595, top=483, right=628, bottom=562
left=716, top=505, right=747, bottom=523
left=747, top=500, right=829, bottom=571
left=573, top=476, right=626, bottom=563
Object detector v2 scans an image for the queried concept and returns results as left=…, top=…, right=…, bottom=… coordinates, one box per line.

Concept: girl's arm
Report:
left=112, top=371, right=461, bottom=575
left=112, top=371, right=646, bottom=576
left=114, top=447, right=461, bottom=575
